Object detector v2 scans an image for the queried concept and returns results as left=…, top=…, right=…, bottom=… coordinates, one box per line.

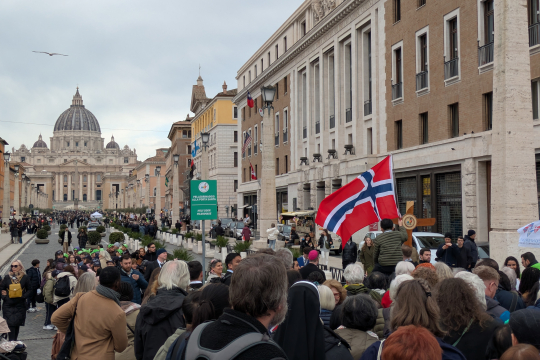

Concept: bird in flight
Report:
left=32, top=51, right=68, bottom=56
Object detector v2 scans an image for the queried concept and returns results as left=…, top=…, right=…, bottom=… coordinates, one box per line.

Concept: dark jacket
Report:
left=463, top=236, right=478, bottom=264
left=485, top=296, right=507, bottom=320
left=134, top=287, right=187, bottom=360
left=215, top=226, right=224, bottom=237
left=373, top=226, right=408, bottom=267
left=360, top=245, right=375, bottom=274
left=196, top=308, right=288, bottom=360
left=1, top=274, right=32, bottom=327
left=318, top=235, right=333, bottom=250
left=143, top=251, right=157, bottom=263
left=320, top=309, right=333, bottom=327
left=342, top=240, right=358, bottom=264
left=442, top=318, right=500, bottom=360
left=222, top=270, right=233, bottom=286
left=436, top=243, right=460, bottom=267
left=323, top=326, right=353, bottom=360
left=143, top=260, right=163, bottom=282
left=360, top=337, right=467, bottom=360
left=456, top=245, right=472, bottom=269
left=494, top=288, right=525, bottom=313
left=26, top=267, right=41, bottom=291
left=299, top=263, right=326, bottom=281
left=62, top=230, right=73, bottom=246
left=120, top=269, right=148, bottom=305
left=77, top=233, right=88, bottom=247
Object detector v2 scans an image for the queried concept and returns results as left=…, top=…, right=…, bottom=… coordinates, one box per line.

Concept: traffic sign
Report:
left=190, top=180, right=217, bottom=220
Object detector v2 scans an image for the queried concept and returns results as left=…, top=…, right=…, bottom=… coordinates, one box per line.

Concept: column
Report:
left=2, top=163, right=9, bottom=221
left=172, top=166, right=179, bottom=225
left=156, top=175, right=162, bottom=214
left=13, top=174, right=19, bottom=218
left=259, top=106, right=277, bottom=246
left=68, top=174, right=72, bottom=200
left=79, top=174, right=83, bottom=202
left=490, top=0, right=540, bottom=263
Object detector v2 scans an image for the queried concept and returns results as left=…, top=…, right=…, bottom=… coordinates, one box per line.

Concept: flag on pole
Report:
left=250, top=162, right=257, bottom=180
left=315, top=156, right=399, bottom=247
left=165, top=177, right=169, bottom=187
left=247, top=91, right=254, bottom=108
left=242, top=132, right=252, bottom=155
left=191, top=140, right=200, bottom=158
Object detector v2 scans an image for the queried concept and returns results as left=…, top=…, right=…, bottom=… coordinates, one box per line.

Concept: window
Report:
left=242, top=131, right=246, bottom=158
left=449, top=18, right=458, bottom=60
left=395, top=120, right=403, bottom=149
left=449, top=103, right=459, bottom=138
left=276, top=158, right=280, bottom=176
left=344, top=43, right=352, bottom=122
left=234, top=152, right=238, bottom=167
left=243, top=168, right=246, bottom=183
left=84, top=142, right=87, bottom=147
left=233, top=106, right=238, bottom=119
left=83, top=175, right=87, bottom=182
left=420, top=113, right=429, bottom=144
left=76, top=142, right=78, bottom=147
left=234, top=180, right=238, bottom=192
left=444, top=10, right=460, bottom=81
left=483, top=92, right=493, bottom=130
left=187, top=145, right=192, bottom=154
left=275, top=44, right=279, bottom=60
left=243, top=76, right=245, bottom=88
left=275, top=114, right=280, bottom=146
left=248, top=71, right=251, bottom=83
left=533, top=80, right=540, bottom=119
left=418, top=0, right=426, bottom=7
left=268, top=52, right=271, bottom=65
left=234, top=131, right=238, bottom=143
left=37, top=159, right=41, bottom=164
left=261, top=59, right=264, bottom=72
left=484, top=0, right=494, bottom=44
left=248, top=129, right=252, bottom=157
left=242, top=107, right=245, bottom=122
left=283, top=109, right=288, bottom=143
left=255, top=65, right=258, bottom=77
left=67, top=142, right=70, bottom=147
left=64, top=175, right=67, bottom=182
left=392, top=44, right=403, bottom=100
left=301, top=21, right=306, bottom=37
left=419, top=33, right=428, bottom=72
left=328, top=53, right=335, bottom=127
left=529, top=0, right=540, bottom=26
left=284, top=37, right=288, bottom=52
left=254, top=125, right=258, bottom=154
left=20, top=157, right=25, bottom=162
left=394, top=0, right=401, bottom=23
left=367, top=128, right=373, bottom=154
left=276, top=83, right=279, bottom=100
left=301, top=71, right=308, bottom=138
left=364, top=32, right=373, bottom=116
left=285, top=155, right=288, bottom=173
left=284, top=76, right=288, bottom=94
left=255, top=165, right=258, bottom=179
left=97, top=174, right=101, bottom=182
left=153, top=188, right=157, bottom=196
left=124, top=157, right=129, bottom=163
left=254, top=99, right=258, bottom=113
left=64, top=159, right=67, bottom=163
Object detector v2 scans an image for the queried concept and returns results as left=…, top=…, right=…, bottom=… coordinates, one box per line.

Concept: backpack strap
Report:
left=509, top=291, right=519, bottom=312
left=376, top=339, right=386, bottom=360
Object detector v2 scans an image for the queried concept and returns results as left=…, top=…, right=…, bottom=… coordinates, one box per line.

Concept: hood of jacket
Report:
left=485, top=295, right=502, bottom=311
left=140, top=287, right=187, bottom=325
left=346, top=284, right=383, bottom=304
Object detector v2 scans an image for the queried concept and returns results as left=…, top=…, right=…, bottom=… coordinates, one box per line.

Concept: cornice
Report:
left=233, top=0, right=368, bottom=104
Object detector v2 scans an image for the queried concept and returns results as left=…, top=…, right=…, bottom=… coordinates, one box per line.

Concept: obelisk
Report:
left=489, top=0, right=539, bottom=262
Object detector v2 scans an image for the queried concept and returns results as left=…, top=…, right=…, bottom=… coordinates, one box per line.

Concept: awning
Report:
left=281, top=210, right=317, bottom=218
left=238, top=204, right=250, bottom=209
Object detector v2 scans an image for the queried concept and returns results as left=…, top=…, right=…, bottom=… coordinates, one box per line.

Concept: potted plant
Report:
left=215, top=236, right=228, bottom=254
left=35, top=229, right=49, bottom=244
left=60, top=224, right=68, bottom=230
left=109, top=232, right=124, bottom=245
left=96, top=225, right=106, bottom=237
left=43, top=225, right=51, bottom=235
left=87, top=231, right=101, bottom=249
left=167, top=248, right=193, bottom=262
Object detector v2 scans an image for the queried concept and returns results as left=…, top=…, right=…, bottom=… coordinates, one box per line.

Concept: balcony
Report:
left=283, top=129, right=288, bottom=143
left=275, top=133, right=279, bottom=146
left=392, top=82, right=403, bottom=100
left=364, top=99, right=372, bottom=116
left=478, top=42, right=494, bottom=67
left=315, top=121, right=320, bottom=134
left=530, top=22, right=540, bottom=47
left=444, top=58, right=459, bottom=80
left=345, top=108, right=352, bottom=123
left=303, top=126, right=307, bottom=139
left=416, top=70, right=428, bottom=91
left=329, top=115, right=335, bottom=129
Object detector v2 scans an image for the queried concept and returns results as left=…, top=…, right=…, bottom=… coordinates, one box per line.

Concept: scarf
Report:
left=9, top=270, right=25, bottom=283
left=96, top=285, right=121, bottom=306
left=120, top=301, right=141, bottom=316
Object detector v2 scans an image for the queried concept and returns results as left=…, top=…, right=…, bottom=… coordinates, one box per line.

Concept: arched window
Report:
left=83, top=175, right=87, bottom=182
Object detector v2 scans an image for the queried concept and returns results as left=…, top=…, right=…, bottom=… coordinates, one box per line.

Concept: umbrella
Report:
left=91, top=212, right=103, bottom=219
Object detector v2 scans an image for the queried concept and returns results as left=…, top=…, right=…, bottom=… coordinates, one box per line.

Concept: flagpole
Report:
left=389, top=154, right=401, bottom=218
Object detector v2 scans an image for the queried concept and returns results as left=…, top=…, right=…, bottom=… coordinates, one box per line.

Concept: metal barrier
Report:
left=330, top=266, right=344, bottom=281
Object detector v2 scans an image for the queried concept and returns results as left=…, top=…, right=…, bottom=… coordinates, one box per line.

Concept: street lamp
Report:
left=2, top=152, right=10, bottom=221
left=172, top=154, right=180, bottom=225
left=144, top=174, right=150, bottom=211
left=201, top=133, right=210, bottom=149
left=173, top=154, right=179, bottom=165
left=261, top=85, right=276, bottom=109
left=155, top=166, right=161, bottom=216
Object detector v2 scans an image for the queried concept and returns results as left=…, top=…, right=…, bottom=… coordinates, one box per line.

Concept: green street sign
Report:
left=190, top=180, right=218, bottom=220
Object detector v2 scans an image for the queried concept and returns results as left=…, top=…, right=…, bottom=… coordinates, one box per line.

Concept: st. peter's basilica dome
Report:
left=53, top=88, right=101, bottom=133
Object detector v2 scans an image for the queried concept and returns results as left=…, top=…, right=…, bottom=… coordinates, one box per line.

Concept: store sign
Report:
left=190, top=180, right=218, bottom=220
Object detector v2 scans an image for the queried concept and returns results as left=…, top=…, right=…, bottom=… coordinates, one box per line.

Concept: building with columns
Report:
left=11, top=88, right=139, bottom=210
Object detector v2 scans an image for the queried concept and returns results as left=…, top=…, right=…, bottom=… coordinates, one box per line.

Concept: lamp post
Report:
left=258, top=85, right=277, bottom=247
left=155, top=166, right=161, bottom=220
left=200, top=132, right=211, bottom=276
left=172, top=154, right=180, bottom=225
left=13, top=165, right=19, bottom=219
left=137, top=179, right=141, bottom=209
left=26, top=179, right=30, bottom=208
left=145, top=174, right=150, bottom=213
left=21, top=174, right=26, bottom=208
left=2, top=152, right=10, bottom=221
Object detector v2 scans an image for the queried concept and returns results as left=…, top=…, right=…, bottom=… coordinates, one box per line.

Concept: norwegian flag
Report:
left=315, top=156, right=400, bottom=247
left=242, top=132, right=252, bottom=155
left=250, top=162, right=257, bottom=180
left=247, top=91, right=254, bottom=108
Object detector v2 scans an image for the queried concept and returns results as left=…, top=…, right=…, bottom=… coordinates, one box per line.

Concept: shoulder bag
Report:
left=56, top=299, right=79, bottom=360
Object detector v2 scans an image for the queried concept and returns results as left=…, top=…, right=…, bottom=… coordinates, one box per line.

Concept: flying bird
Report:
left=32, top=51, right=68, bottom=56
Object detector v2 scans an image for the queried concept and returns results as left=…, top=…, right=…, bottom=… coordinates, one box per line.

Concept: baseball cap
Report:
left=55, top=250, right=63, bottom=256
left=156, top=248, right=167, bottom=256
left=308, top=250, right=319, bottom=261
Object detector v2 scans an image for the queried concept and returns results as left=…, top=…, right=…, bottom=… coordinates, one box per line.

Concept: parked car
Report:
left=220, top=218, right=234, bottom=228
left=87, top=221, right=100, bottom=232
left=359, top=231, right=446, bottom=265
left=277, top=224, right=292, bottom=242
left=226, top=221, right=252, bottom=240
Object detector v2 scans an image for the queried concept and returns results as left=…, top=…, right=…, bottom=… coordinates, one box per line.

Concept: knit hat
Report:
left=114, top=242, right=121, bottom=248
left=156, top=248, right=167, bottom=256
left=467, top=230, right=476, bottom=237
left=308, top=250, right=319, bottom=261
left=509, top=309, right=540, bottom=349
left=444, top=233, right=453, bottom=239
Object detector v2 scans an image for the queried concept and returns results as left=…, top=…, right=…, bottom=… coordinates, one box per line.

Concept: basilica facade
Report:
left=11, top=88, right=138, bottom=210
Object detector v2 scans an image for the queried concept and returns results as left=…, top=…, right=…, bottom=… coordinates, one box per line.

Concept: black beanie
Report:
left=509, top=309, right=540, bottom=349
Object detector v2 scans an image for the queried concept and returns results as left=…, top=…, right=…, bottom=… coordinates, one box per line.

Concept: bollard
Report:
left=187, top=239, right=193, bottom=250
left=240, top=252, right=247, bottom=259
left=205, top=243, right=212, bottom=257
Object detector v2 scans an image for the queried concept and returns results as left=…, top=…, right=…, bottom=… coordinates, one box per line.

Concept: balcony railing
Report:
left=392, top=82, right=403, bottom=100
left=478, top=42, right=494, bottom=66
left=315, top=121, right=320, bottom=134
left=364, top=99, right=372, bottom=116
left=303, top=126, right=307, bottom=139
left=275, top=134, right=279, bottom=146
left=329, top=115, right=335, bottom=129
left=345, top=108, right=352, bottom=123
left=444, top=58, right=459, bottom=80
left=283, top=129, right=288, bottom=143
left=416, top=70, right=428, bottom=91
left=530, top=22, right=540, bottom=47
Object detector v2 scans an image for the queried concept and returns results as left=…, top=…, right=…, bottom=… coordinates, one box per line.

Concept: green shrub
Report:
left=161, top=227, right=169, bottom=232
left=153, top=240, right=166, bottom=250
left=43, top=225, right=51, bottom=231
left=109, top=232, right=124, bottom=244
left=60, top=224, right=68, bottom=230
left=36, top=229, right=48, bottom=239
left=195, top=234, right=203, bottom=242
left=215, top=236, right=228, bottom=248
left=171, top=229, right=178, bottom=234
left=185, top=232, right=194, bottom=239
left=234, top=241, right=252, bottom=253
left=291, top=248, right=301, bottom=259
left=78, top=226, right=87, bottom=233
left=96, top=226, right=105, bottom=233
left=88, top=231, right=101, bottom=245
left=167, top=248, right=194, bottom=262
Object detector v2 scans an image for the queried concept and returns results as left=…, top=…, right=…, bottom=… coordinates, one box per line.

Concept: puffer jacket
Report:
left=53, top=272, right=77, bottom=305
left=372, top=308, right=385, bottom=339
left=43, top=276, right=55, bottom=304
left=373, top=226, right=407, bottom=267
left=342, top=240, right=358, bottom=264
left=335, top=327, right=379, bottom=360
left=345, top=284, right=383, bottom=306
left=320, top=309, right=333, bottom=327
left=0, top=274, right=32, bottom=327
left=323, top=326, right=353, bottom=360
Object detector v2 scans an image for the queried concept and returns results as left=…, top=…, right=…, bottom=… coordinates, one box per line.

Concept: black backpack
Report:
left=54, top=276, right=71, bottom=297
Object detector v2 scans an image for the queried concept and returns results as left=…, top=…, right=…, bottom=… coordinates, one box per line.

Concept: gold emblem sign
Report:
left=402, top=214, right=417, bottom=230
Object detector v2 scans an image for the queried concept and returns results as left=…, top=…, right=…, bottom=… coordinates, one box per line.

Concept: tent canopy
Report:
left=91, top=212, right=103, bottom=218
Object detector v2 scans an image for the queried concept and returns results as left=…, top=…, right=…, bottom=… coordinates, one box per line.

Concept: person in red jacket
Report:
left=241, top=224, right=251, bottom=242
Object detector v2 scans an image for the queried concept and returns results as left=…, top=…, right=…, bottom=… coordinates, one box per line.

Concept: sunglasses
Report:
left=10, top=265, right=18, bottom=268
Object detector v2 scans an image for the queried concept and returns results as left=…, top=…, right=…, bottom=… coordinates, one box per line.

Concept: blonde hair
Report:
left=318, top=285, right=336, bottom=311
left=323, top=279, right=347, bottom=305
left=11, top=260, right=25, bottom=273
left=158, top=260, right=190, bottom=291
left=434, top=262, right=453, bottom=281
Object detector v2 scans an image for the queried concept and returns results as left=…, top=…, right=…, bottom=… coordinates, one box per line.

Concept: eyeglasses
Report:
left=10, top=265, right=18, bottom=268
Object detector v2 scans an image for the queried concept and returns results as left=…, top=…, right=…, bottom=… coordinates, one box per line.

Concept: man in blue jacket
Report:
left=436, top=233, right=460, bottom=268
left=119, top=254, right=147, bottom=304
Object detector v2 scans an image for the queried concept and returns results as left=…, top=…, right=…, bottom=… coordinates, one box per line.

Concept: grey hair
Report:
left=158, top=260, right=190, bottom=291
left=389, top=274, right=414, bottom=301
left=318, top=285, right=336, bottom=311
left=455, top=271, right=487, bottom=310
left=395, top=261, right=415, bottom=276
left=74, top=272, right=97, bottom=294
left=344, top=263, right=364, bottom=284
left=276, top=248, right=293, bottom=270
left=501, top=266, right=517, bottom=291
left=434, top=262, right=454, bottom=281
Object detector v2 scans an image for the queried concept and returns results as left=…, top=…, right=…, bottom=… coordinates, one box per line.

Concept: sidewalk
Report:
left=0, top=232, right=36, bottom=274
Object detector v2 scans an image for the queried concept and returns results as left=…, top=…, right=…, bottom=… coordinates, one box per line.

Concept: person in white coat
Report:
left=267, top=223, right=280, bottom=251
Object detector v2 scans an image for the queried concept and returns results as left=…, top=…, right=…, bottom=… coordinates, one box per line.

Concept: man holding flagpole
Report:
left=373, top=218, right=407, bottom=275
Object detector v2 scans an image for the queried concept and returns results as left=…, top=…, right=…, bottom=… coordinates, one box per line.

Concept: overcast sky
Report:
left=0, top=0, right=304, bottom=161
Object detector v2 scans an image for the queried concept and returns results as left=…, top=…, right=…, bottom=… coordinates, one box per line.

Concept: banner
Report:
left=518, top=220, right=540, bottom=248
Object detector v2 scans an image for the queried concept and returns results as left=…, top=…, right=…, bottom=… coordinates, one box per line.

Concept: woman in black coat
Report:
left=77, top=228, right=88, bottom=249
left=0, top=260, right=32, bottom=340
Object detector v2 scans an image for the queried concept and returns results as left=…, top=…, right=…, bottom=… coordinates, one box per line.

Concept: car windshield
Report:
left=236, top=222, right=245, bottom=228
left=478, top=246, right=489, bottom=259
left=415, top=236, right=446, bottom=248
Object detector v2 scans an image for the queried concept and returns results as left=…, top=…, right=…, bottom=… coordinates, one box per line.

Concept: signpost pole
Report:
left=202, top=221, right=206, bottom=285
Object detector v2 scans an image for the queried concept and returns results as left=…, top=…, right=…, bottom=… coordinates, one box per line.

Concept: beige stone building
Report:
left=11, top=88, right=138, bottom=210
